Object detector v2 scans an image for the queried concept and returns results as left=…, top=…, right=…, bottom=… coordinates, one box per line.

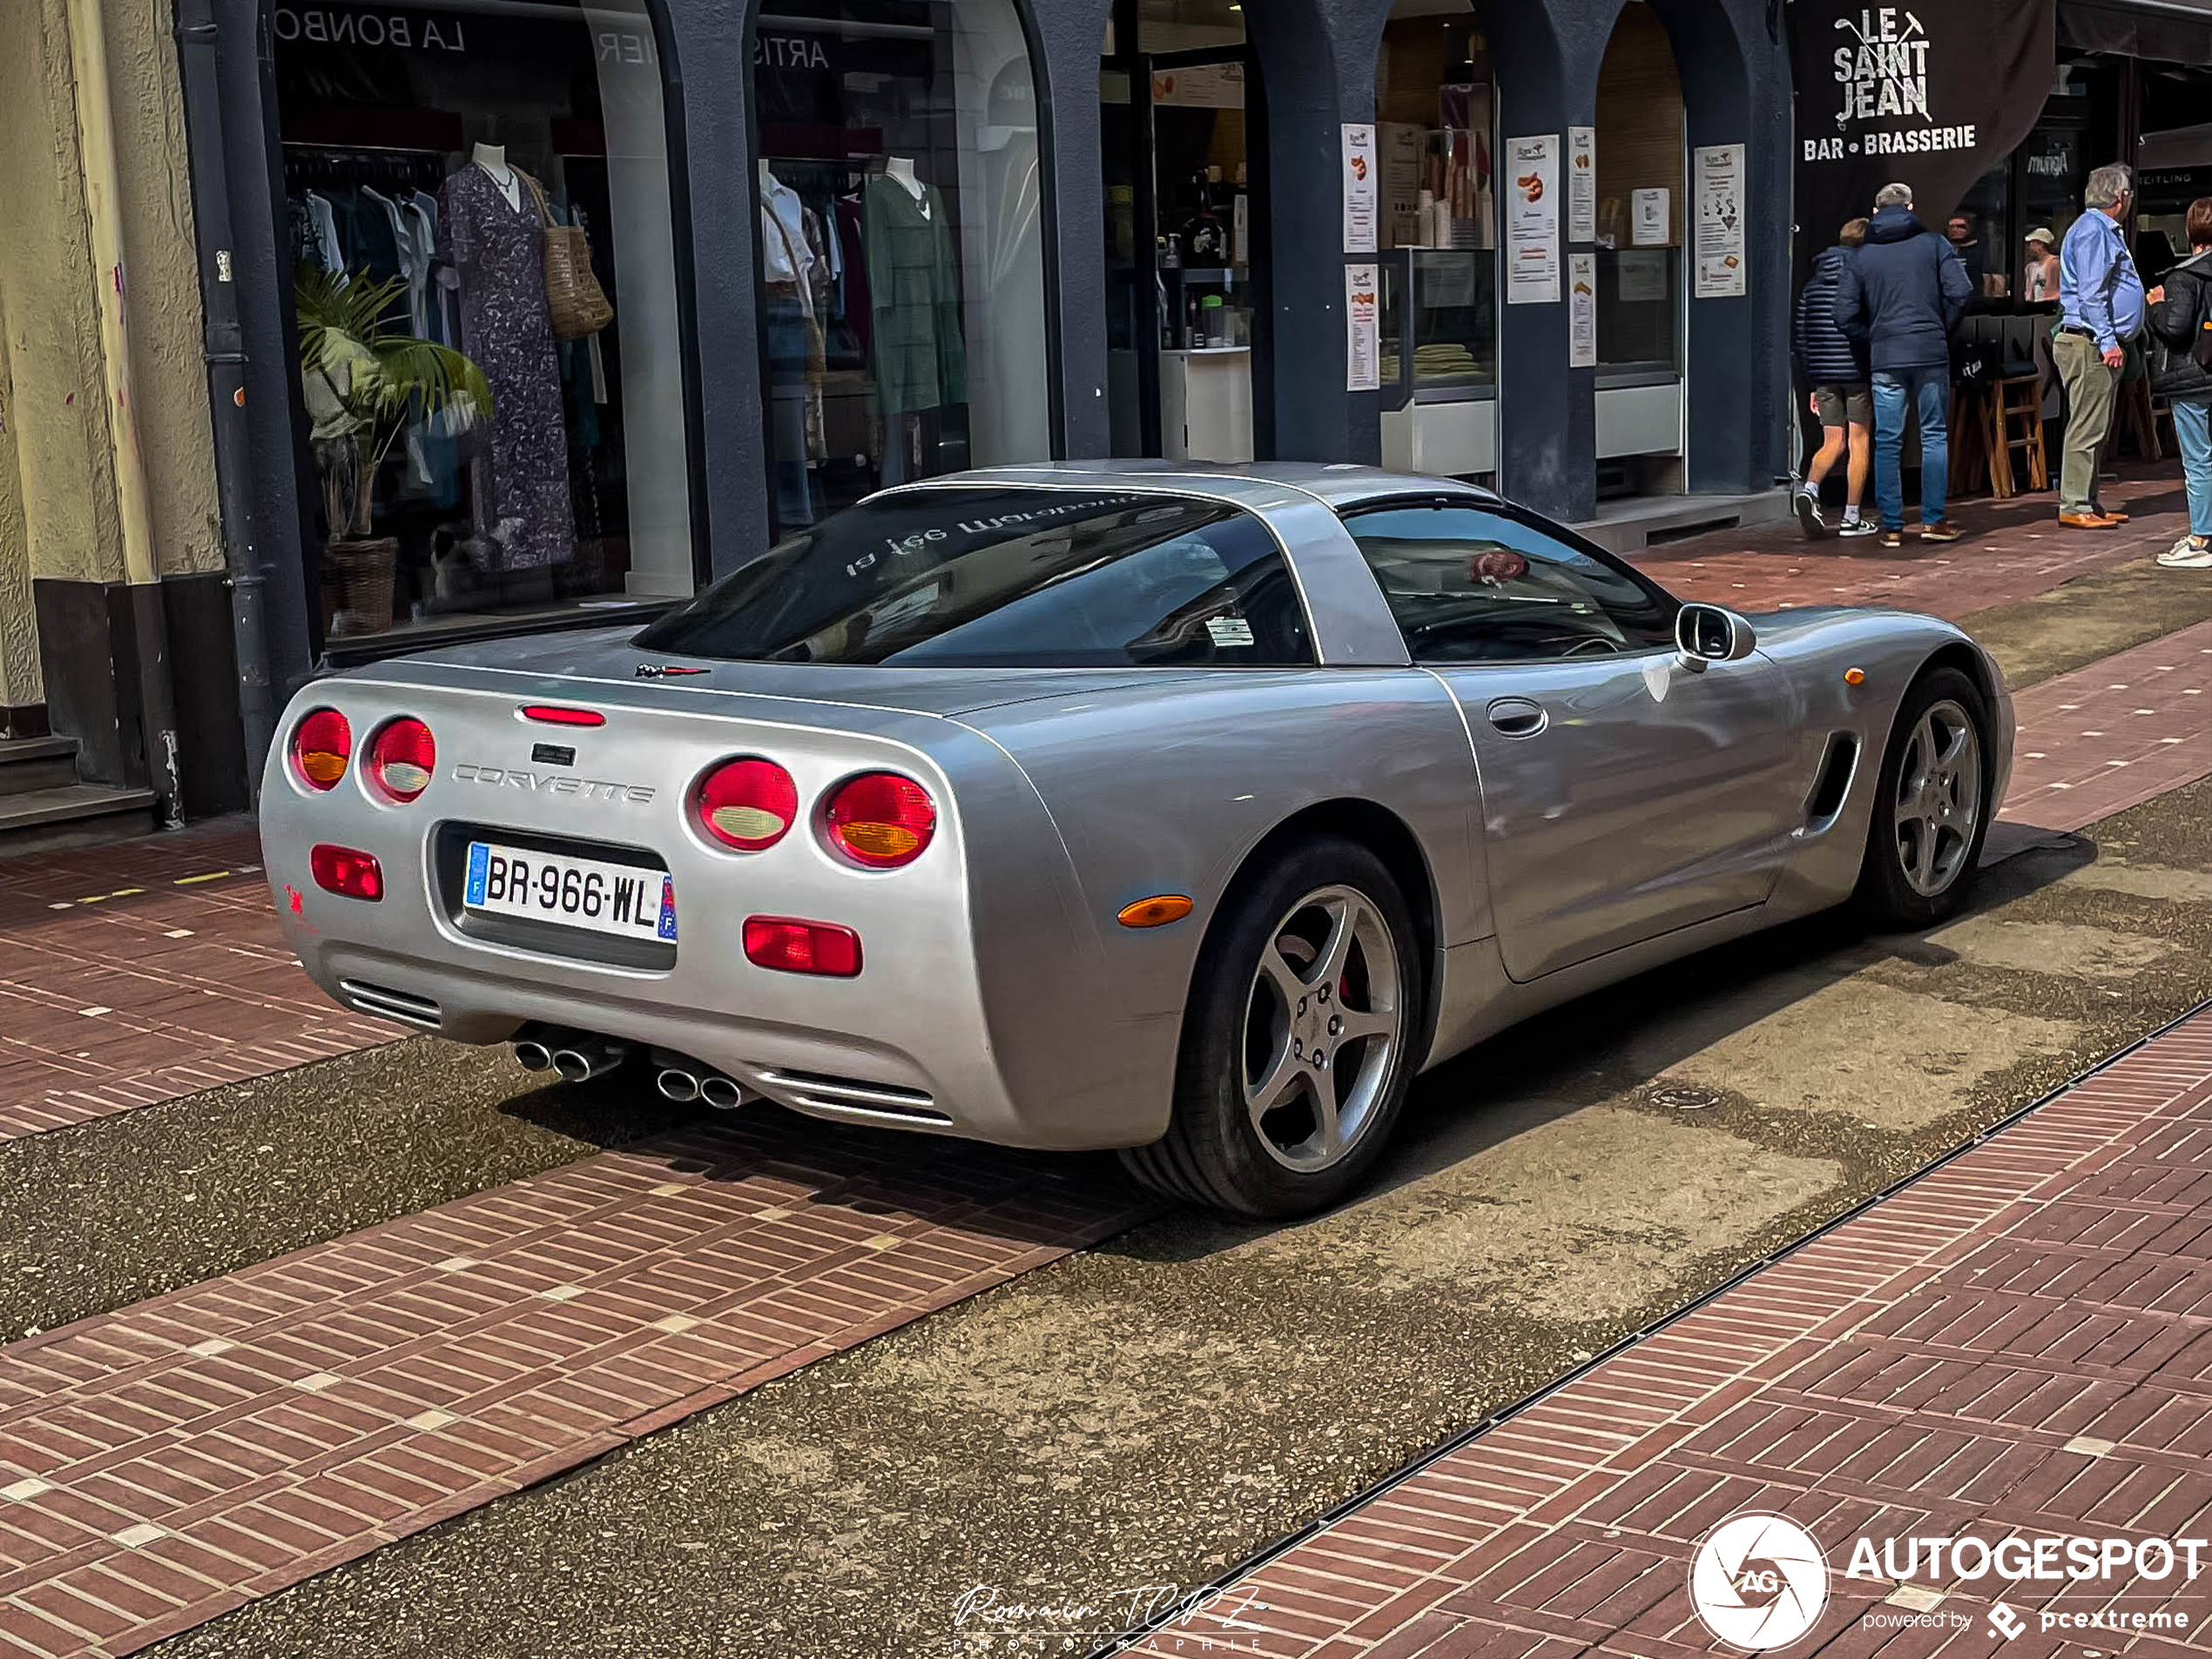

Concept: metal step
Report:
left=0, top=782, right=158, bottom=855
left=0, top=736, right=82, bottom=799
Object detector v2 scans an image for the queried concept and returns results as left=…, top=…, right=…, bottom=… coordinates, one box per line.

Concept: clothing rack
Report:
left=282, top=144, right=449, bottom=194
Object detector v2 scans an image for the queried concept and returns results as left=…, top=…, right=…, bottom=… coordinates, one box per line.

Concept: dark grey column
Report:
left=1031, top=0, right=1113, bottom=458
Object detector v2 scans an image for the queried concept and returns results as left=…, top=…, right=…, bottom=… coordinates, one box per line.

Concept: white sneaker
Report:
left=1793, top=487, right=1827, bottom=539
left=1838, top=519, right=1878, bottom=538
left=2159, top=536, right=2212, bottom=569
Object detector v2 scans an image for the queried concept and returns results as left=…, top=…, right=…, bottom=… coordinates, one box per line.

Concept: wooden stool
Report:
left=1987, top=374, right=2047, bottom=496
left=1950, top=381, right=1993, bottom=496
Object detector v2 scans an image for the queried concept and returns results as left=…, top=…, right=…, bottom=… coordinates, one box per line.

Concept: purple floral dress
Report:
left=435, top=164, right=574, bottom=570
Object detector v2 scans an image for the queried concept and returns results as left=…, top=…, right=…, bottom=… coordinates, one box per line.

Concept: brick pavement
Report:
left=1130, top=1005, right=2212, bottom=1659
left=0, top=822, right=395, bottom=1143
left=1643, top=466, right=2189, bottom=617
left=0, top=1115, right=1150, bottom=1659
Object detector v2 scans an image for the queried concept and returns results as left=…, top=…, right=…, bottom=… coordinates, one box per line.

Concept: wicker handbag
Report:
left=519, top=172, right=612, bottom=341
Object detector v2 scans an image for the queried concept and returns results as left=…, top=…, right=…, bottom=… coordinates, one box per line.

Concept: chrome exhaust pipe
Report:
left=551, top=1037, right=626, bottom=1082
left=698, top=1075, right=746, bottom=1111
left=657, top=1068, right=701, bottom=1103
left=514, top=1037, right=555, bottom=1072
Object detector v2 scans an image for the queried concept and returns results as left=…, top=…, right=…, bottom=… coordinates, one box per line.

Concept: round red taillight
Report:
left=368, top=718, right=436, bottom=803
left=823, top=772, right=936, bottom=868
left=291, top=708, right=352, bottom=792
left=695, top=758, right=799, bottom=851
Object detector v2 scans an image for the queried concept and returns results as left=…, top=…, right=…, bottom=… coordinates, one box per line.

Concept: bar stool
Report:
left=1987, top=374, right=2048, bottom=496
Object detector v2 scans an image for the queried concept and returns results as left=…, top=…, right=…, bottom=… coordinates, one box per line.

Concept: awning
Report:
left=2059, top=0, right=2212, bottom=61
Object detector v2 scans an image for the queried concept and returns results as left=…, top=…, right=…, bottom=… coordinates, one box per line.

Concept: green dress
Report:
left=863, top=176, right=968, bottom=416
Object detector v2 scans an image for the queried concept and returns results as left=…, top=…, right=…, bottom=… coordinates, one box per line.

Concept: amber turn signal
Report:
left=1117, top=894, right=1194, bottom=928
left=1844, top=667, right=1867, bottom=686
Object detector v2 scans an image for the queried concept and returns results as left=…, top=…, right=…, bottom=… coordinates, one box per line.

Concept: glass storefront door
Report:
left=1100, top=0, right=1261, bottom=462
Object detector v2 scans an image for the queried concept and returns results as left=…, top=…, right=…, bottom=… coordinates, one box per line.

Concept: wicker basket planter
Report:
left=324, top=536, right=399, bottom=637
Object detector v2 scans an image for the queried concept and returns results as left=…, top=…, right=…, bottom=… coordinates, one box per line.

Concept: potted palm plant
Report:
left=294, top=268, right=491, bottom=635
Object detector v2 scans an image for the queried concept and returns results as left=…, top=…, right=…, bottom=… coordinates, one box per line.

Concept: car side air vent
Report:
left=338, top=980, right=444, bottom=1030
left=1804, top=734, right=1860, bottom=828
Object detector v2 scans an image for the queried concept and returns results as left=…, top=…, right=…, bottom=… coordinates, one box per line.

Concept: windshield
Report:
left=633, top=487, right=1315, bottom=667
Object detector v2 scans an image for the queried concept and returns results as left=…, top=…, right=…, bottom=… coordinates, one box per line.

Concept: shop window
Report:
left=754, top=0, right=1049, bottom=532
left=1592, top=3, right=1683, bottom=384
left=1373, top=0, right=1497, bottom=480
left=274, top=0, right=693, bottom=647
left=1952, top=161, right=2012, bottom=302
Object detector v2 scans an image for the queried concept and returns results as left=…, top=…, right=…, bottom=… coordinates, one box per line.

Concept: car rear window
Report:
left=632, top=488, right=1314, bottom=667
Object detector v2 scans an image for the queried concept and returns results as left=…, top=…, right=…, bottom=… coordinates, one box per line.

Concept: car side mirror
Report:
left=1676, top=603, right=1757, bottom=671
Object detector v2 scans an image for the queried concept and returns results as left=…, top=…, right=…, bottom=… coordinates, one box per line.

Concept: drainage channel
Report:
left=1085, top=991, right=2212, bottom=1658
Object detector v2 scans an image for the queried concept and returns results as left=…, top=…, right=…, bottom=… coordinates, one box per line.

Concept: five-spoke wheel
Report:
left=1856, top=665, right=1993, bottom=929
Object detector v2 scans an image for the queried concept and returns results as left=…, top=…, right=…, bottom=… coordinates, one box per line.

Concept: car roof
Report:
left=900, top=459, right=1504, bottom=514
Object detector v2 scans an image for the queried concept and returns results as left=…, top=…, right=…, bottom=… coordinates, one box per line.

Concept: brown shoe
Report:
left=2091, top=507, right=2130, bottom=523
left=1879, top=529, right=1904, bottom=548
left=1919, top=521, right=1962, bottom=543
left=2057, top=512, right=2118, bottom=529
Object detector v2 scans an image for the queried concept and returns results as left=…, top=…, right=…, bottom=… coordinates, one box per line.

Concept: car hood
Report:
left=346, top=625, right=1213, bottom=718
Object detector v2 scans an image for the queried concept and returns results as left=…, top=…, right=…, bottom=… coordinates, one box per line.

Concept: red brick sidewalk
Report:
left=0, top=822, right=394, bottom=1143
left=1643, top=466, right=2188, bottom=616
left=1130, top=1003, right=2212, bottom=1659
left=0, top=1116, right=1149, bottom=1658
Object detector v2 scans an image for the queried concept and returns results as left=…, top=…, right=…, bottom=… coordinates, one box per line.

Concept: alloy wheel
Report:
left=1241, top=884, right=1403, bottom=1173
left=1892, top=698, right=1983, bottom=898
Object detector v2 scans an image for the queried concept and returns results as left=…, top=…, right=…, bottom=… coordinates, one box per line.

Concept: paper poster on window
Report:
left=1345, top=263, right=1380, bottom=391
left=1568, top=126, right=1596, bottom=244
left=1342, top=123, right=1378, bottom=253
left=1694, top=142, right=1747, bottom=298
left=1618, top=248, right=1669, bottom=302
left=1504, top=134, right=1560, bottom=305
left=1569, top=253, right=1597, bottom=368
left=1150, top=63, right=1243, bottom=108
left=1632, top=188, right=1670, bottom=246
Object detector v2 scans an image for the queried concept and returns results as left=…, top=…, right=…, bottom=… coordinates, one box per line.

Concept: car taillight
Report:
left=368, top=718, right=435, bottom=803
left=310, top=844, right=383, bottom=900
left=695, top=758, right=799, bottom=851
left=291, top=708, right=352, bottom=792
left=743, top=916, right=861, bottom=977
left=521, top=705, right=605, bottom=726
left=822, top=772, right=935, bottom=868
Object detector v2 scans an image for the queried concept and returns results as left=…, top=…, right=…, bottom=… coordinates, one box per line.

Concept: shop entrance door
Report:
left=1100, top=0, right=1266, bottom=462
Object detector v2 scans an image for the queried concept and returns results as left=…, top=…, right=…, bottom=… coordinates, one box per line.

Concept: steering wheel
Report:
left=1560, top=634, right=1621, bottom=657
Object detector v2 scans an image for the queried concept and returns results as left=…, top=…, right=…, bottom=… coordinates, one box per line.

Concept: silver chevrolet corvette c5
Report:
left=262, top=462, right=2013, bottom=1217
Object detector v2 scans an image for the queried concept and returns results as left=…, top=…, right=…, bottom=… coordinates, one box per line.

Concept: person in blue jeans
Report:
left=1833, top=182, right=1974, bottom=547
left=2148, top=196, right=2212, bottom=569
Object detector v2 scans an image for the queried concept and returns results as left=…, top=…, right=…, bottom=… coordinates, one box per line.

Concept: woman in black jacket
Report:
left=1791, top=219, right=1874, bottom=537
left=2150, top=197, right=2212, bottom=569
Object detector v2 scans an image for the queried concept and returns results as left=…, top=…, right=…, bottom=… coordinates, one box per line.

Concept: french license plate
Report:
left=463, top=842, right=678, bottom=941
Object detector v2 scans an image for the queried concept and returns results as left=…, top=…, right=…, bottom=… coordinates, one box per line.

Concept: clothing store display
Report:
left=862, top=172, right=966, bottom=417
left=436, top=160, right=575, bottom=570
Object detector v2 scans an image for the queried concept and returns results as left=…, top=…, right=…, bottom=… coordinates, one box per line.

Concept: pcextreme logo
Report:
left=1690, top=1510, right=2208, bottom=1652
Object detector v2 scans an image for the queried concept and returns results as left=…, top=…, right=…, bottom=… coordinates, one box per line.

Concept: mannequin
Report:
left=885, top=155, right=927, bottom=211
left=473, top=142, right=521, bottom=211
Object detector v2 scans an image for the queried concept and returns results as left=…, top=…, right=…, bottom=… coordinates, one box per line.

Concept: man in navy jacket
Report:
left=1792, top=217, right=1874, bottom=537
left=1835, top=182, right=1973, bottom=547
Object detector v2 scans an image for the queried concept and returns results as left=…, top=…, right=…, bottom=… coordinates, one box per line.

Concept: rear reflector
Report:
left=291, top=708, right=352, bottom=791
left=822, top=772, right=936, bottom=868
left=521, top=705, right=606, bottom=726
left=743, top=916, right=862, bottom=977
left=310, top=844, right=383, bottom=901
left=696, top=757, right=799, bottom=851
left=367, top=718, right=435, bottom=802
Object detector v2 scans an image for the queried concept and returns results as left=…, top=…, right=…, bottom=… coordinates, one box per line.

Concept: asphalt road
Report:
left=126, top=765, right=2212, bottom=1659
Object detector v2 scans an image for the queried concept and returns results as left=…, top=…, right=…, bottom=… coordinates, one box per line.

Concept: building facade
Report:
left=4, top=0, right=2027, bottom=835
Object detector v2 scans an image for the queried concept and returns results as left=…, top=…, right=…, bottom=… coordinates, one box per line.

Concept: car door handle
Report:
left=1485, top=697, right=1548, bottom=738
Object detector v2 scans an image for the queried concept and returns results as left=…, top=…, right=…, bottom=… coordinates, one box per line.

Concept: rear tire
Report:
left=1118, top=835, right=1424, bottom=1218
left=1853, top=665, right=1993, bottom=931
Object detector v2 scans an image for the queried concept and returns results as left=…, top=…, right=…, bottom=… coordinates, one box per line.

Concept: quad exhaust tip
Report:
left=514, top=1039, right=555, bottom=1072
left=698, top=1075, right=745, bottom=1111
left=657, top=1068, right=701, bottom=1103
left=515, top=1028, right=625, bottom=1082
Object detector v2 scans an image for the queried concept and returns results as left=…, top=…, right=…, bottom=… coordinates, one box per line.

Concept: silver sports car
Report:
left=262, top=463, right=2011, bottom=1216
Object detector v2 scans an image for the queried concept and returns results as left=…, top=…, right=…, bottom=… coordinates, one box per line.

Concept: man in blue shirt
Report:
left=2054, top=165, right=2153, bottom=526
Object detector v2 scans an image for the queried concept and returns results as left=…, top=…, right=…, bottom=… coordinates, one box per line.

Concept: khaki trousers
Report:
left=2054, top=329, right=2116, bottom=515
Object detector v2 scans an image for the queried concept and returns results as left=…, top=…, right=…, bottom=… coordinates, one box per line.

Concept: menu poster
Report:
left=1342, top=123, right=1378, bottom=253
left=1345, top=263, right=1381, bottom=391
left=1632, top=187, right=1670, bottom=246
left=1503, top=134, right=1561, bottom=306
left=1568, top=126, right=1597, bottom=244
left=1694, top=142, right=1747, bottom=298
left=1569, top=253, right=1597, bottom=368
